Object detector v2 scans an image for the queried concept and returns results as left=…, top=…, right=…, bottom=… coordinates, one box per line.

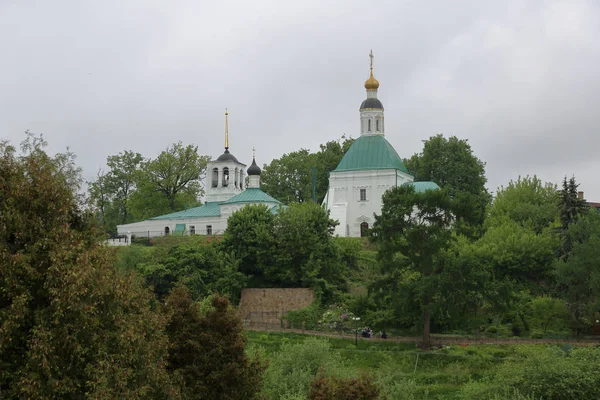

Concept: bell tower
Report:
left=359, top=50, right=385, bottom=136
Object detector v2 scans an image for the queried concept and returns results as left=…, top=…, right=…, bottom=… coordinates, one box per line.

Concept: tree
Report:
left=0, top=134, right=174, bottom=398
left=404, top=134, right=489, bottom=237
left=272, top=202, right=346, bottom=300
left=88, top=151, right=143, bottom=233
left=554, top=211, right=600, bottom=335
left=164, top=287, right=265, bottom=400
left=131, top=142, right=210, bottom=217
left=219, top=204, right=277, bottom=278
left=133, top=236, right=247, bottom=303
left=557, top=176, right=589, bottom=260
left=260, top=136, right=354, bottom=204
left=373, top=185, right=456, bottom=349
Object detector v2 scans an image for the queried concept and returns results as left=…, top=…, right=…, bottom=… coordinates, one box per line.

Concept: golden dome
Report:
left=364, top=68, right=379, bottom=90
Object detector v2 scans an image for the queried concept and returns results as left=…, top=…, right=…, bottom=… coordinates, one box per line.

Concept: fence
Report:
left=123, top=230, right=224, bottom=245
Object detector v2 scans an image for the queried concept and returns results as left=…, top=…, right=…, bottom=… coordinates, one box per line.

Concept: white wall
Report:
left=325, top=168, right=413, bottom=237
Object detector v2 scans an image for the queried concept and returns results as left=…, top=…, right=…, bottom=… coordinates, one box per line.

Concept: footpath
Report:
left=246, top=325, right=600, bottom=346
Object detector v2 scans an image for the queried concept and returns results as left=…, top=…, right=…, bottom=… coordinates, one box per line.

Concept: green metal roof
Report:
left=403, top=181, right=440, bottom=193
left=150, top=202, right=222, bottom=220
left=222, top=188, right=281, bottom=205
left=333, top=135, right=410, bottom=174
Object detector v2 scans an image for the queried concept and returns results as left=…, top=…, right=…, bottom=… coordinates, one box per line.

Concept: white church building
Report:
left=116, top=111, right=281, bottom=238
left=323, top=52, right=439, bottom=237
left=117, top=53, right=439, bottom=239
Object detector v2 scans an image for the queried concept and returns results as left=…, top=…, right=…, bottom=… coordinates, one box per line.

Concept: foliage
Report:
left=261, top=136, right=354, bottom=204
left=557, top=176, right=589, bottom=260
left=0, top=134, right=174, bottom=398
left=164, top=287, right=265, bottom=400
left=460, top=346, right=600, bottom=399
left=88, top=150, right=143, bottom=233
left=319, top=304, right=362, bottom=334
left=221, top=202, right=351, bottom=301
left=308, top=371, right=381, bottom=399
left=404, top=134, right=490, bottom=237
left=131, top=236, right=247, bottom=302
left=131, top=141, right=211, bottom=217
left=283, top=301, right=325, bottom=330
left=554, top=211, right=600, bottom=334
left=219, top=204, right=277, bottom=277
left=529, top=296, right=569, bottom=334
left=272, top=202, right=345, bottom=298
left=262, top=338, right=344, bottom=400
left=373, top=185, right=458, bottom=348
left=487, top=176, right=559, bottom=233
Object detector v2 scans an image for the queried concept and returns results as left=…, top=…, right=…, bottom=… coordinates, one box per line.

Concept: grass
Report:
left=246, top=330, right=566, bottom=399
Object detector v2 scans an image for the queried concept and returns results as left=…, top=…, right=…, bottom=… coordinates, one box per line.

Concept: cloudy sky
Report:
left=1, top=0, right=599, bottom=199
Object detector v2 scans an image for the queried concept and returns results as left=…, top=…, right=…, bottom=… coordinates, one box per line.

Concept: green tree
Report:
left=0, top=134, right=174, bottom=398
left=164, top=287, right=265, bottom=400
left=272, top=202, right=346, bottom=300
left=130, top=142, right=210, bottom=218
left=88, top=150, right=143, bottom=233
left=219, top=204, right=277, bottom=278
left=373, top=185, right=456, bottom=349
left=404, top=134, right=489, bottom=237
left=260, top=136, right=354, bottom=204
left=557, top=176, right=589, bottom=260
left=133, top=236, right=247, bottom=303
left=555, top=211, right=600, bottom=335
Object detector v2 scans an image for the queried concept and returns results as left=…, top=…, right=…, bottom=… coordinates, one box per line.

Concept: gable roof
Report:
left=150, top=202, right=222, bottom=220
left=333, top=135, right=410, bottom=174
left=222, top=188, right=281, bottom=205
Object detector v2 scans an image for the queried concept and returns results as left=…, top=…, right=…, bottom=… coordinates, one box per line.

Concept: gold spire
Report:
left=364, top=50, right=380, bottom=90
left=224, top=108, right=229, bottom=150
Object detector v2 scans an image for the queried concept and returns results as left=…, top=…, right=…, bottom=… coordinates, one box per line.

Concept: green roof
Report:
left=333, top=135, right=410, bottom=173
left=150, top=202, right=222, bottom=220
left=403, top=181, right=440, bottom=193
left=223, top=188, right=281, bottom=205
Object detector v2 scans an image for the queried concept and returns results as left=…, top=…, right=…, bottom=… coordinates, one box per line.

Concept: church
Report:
left=117, top=53, right=438, bottom=239
left=116, top=111, right=281, bottom=237
left=323, top=52, right=438, bottom=237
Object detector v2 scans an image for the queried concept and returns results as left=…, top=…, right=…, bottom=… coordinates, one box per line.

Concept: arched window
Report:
left=164, top=226, right=170, bottom=235
left=239, top=171, right=244, bottom=190
left=234, top=168, right=238, bottom=188
left=376, top=119, right=379, bottom=132
left=368, top=119, right=371, bottom=132
left=222, top=167, right=229, bottom=187
left=211, top=168, right=218, bottom=188
left=360, top=222, right=369, bottom=237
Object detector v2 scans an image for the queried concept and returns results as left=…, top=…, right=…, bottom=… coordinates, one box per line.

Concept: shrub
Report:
left=283, top=301, right=324, bottom=330
left=308, top=371, right=381, bottom=399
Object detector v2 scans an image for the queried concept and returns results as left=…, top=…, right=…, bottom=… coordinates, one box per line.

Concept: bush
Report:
left=283, top=301, right=324, bottom=330
left=459, top=346, right=600, bottom=399
left=309, top=371, right=381, bottom=399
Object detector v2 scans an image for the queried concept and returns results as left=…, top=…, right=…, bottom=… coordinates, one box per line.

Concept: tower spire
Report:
left=224, top=109, right=229, bottom=150
left=364, top=50, right=379, bottom=90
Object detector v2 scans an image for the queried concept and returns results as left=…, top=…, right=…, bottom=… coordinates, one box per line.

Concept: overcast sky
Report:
left=1, top=0, right=599, bottom=200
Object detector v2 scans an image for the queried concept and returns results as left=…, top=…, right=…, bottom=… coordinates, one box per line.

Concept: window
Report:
left=240, top=171, right=243, bottom=190
left=190, top=225, right=195, bottom=235
left=222, top=167, right=229, bottom=187
left=234, top=168, right=238, bottom=187
left=164, top=226, right=170, bottom=235
left=206, top=225, right=212, bottom=235
left=360, top=188, right=367, bottom=201
left=368, top=119, right=371, bottom=132
left=211, top=168, right=218, bottom=188
left=360, top=222, right=369, bottom=237
left=376, top=119, right=379, bottom=131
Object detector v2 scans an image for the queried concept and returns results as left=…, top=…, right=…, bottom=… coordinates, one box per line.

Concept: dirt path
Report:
left=246, top=326, right=600, bottom=346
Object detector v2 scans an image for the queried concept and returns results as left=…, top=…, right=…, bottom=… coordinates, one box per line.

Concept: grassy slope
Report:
left=247, top=331, right=527, bottom=398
